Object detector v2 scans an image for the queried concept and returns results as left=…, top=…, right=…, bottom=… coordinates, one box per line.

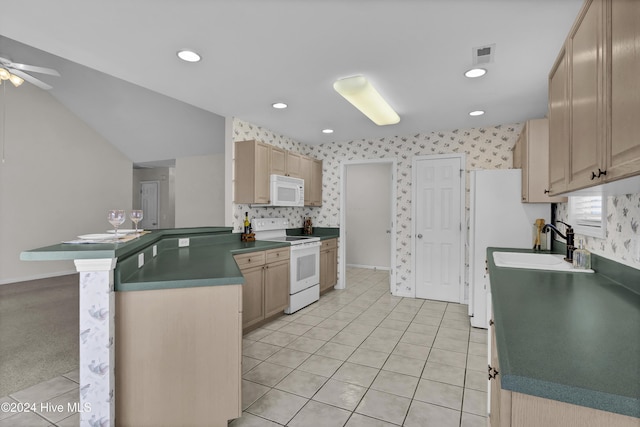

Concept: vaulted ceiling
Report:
left=0, top=0, right=583, bottom=164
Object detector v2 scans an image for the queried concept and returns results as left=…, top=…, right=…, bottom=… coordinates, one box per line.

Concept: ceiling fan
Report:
left=0, top=56, right=60, bottom=90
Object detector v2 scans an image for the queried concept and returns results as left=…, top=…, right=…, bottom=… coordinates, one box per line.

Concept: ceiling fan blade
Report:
left=9, top=69, right=53, bottom=90
left=10, top=62, right=60, bottom=77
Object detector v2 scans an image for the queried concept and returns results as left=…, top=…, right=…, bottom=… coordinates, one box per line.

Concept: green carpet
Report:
left=0, top=274, right=79, bottom=397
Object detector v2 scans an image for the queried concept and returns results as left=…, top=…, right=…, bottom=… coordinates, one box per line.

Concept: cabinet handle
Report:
left=544, top=189, right=550, bottom=194
left=591, top=171, right=597, bottom=180
left=248, top=258, right=251, bottom=263
left=489, top=319, right=494, bottom=326
left=597, top=168, right=607, bottom=178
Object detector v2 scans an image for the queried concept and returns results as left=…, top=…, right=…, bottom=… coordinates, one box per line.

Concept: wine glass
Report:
left=130, top=210, right=143, bottom=234
left=107, top=209, right=126, bottom=237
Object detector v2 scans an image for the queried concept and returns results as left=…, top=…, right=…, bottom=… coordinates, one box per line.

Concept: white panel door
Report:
left=415, top=156, right=462, bottom=302
left=140, top=181, right=159, bottom=229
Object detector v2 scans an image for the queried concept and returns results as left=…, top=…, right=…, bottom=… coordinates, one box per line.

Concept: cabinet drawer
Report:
left=234, top=251, right=265, bottom=269
left=321, top=238, right=337, bottom=251
left=266, top=247, right=290, bottom=263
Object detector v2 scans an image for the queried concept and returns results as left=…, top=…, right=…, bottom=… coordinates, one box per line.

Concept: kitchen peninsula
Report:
left=20, top=227, right=335, bottom=427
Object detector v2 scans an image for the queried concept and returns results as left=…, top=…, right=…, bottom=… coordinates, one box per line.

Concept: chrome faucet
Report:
left=543, top=221, right=575, bottom=263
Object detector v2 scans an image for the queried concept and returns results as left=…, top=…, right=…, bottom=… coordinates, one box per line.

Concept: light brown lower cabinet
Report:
left=234, top=247, right=290, bottom=333
left=115, top=284, right=242, bottom=427
left=320, top=238, right=338, bottom=294
left=489, top=318, right=637, bottom=427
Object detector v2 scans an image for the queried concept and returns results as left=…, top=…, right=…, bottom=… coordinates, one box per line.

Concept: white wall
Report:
left=175, top=154, right=225, bottom=227
left=0, top=83, right=132, bottom=283
left=345, top=163, right=391, bottom=269
left=132, top=167, right=175, bottom=228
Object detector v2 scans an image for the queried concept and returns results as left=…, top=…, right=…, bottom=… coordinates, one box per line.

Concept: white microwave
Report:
left=260, top=174, right=304, bottom=207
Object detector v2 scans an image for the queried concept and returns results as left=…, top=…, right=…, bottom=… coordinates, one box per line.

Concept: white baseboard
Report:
left=346, top=264, right=390, bottom=271
left=0, top=270, right=78, bottom=286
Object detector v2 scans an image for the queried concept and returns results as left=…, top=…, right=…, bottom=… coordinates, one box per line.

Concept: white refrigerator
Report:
left=468, top=169, right=551, bottom=329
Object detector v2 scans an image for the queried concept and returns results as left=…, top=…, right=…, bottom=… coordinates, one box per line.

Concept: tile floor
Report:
left=233, top=267, right=489, bottom=427
left=0, top=267, right=489, bottom=427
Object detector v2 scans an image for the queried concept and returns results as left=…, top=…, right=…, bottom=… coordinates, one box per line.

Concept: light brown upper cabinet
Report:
left=234, top=140, right=271, bottom=204
left=271, top=147, right=303, bottom=179
left=606, top=0, right=640, bottom=181
left=235, top=139, right=323, bottom=205
left=302, top=156, right=323, bottom=206
left=514, top=119, right=567, bottom=203
left=548, top=46, right=570, bottom=195
left=548, top=0, right=640, bottom=195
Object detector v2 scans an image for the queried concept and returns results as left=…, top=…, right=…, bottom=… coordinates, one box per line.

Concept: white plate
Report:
left=78, top=234, right=114, bottom=240
left=106, top=229, right=138, bottom=234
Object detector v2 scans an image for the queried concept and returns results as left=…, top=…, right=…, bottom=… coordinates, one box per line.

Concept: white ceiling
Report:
left=0, top=0, right=583, bottom=163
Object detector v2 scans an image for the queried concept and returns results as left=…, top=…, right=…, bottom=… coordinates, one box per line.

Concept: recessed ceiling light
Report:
left=464, top=68, right=487, bottom=78
left=272, top=102, right=288, bottom=109
left=469, top=110, right=485, bottom=116
left=177, top=50, right=201, bottom=63
left=322, top=129, right=334, bottom=134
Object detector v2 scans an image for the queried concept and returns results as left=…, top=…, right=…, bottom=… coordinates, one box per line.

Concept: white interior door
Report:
left=414, top=155, right=463, bottom=302
left=140, top=181, right=159, bottom=229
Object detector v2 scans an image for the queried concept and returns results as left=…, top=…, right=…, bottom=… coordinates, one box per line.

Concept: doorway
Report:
left=139, top=181, right=160, bottom=229
left=412, top=154, right=465, bottom=302
left=340, top=158, right=397, bottom=293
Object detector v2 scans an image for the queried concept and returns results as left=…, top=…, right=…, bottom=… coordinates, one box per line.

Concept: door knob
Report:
left=417, top=234, right=423, bottom=239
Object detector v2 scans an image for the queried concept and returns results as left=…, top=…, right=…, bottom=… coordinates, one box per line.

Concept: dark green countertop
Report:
left=115, top=238, right=289, bottom=292
left=287, top=227, right=340, bottom=240
left=20, top=227, right=234, bottom=261
left=487, top=247, right=640, bottom=418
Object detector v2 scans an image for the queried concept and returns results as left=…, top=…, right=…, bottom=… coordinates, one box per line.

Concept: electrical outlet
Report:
left=153, top=245, right=157, bottom=257
left=178, top=238, right=190, bottom=248
left=138, top=253, right=144, bottom=268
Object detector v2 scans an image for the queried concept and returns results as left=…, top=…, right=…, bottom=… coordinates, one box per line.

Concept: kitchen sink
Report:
left=492, top=252, right=594, bottom=273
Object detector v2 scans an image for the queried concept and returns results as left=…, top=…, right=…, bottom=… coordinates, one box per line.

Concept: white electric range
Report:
left=253, top=218, right=320, bottom=314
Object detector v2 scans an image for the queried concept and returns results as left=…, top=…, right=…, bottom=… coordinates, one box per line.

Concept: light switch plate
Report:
left=178, top=238, right=190, bottom=247
left=138, top=253, right=144, bottom=268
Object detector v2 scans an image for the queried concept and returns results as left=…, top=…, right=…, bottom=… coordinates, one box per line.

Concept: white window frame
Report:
left=568, top=195, right=607, bottom=239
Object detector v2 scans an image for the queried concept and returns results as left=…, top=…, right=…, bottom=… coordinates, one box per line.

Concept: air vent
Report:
left=473, top=44, right=495, bottom=65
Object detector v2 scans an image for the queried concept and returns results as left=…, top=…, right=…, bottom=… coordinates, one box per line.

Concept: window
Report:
left=568, top=195, right=606, bottom=238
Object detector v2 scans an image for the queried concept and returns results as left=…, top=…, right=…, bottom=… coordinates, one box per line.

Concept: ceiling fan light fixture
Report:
left=464, top=68, right=487, bottom=78
left=177, top=50, right=201, bottom=63
left=333, top=75, right=400, bottom=126
left=0, top=68, right=10, bottom=80
left=9, top=74, right=24, bottom=87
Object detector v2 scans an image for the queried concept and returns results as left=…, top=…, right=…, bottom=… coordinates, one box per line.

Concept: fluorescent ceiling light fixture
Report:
left=177, top=50, right=201, bottom=62
left=469, top=110, right=485, bottom=116
left=272, top=102, right=288, bottom=109
left=333, top=75, right=400, bottom=126
left=322, top=129, right=334, bottom=134
left=464, top=68, right=487, bottom=78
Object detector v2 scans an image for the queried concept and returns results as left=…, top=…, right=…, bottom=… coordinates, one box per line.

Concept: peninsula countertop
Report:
left=487, top=247, right=640, bottom=418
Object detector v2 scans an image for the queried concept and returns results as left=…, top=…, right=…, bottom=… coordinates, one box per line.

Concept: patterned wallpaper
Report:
left=232, top=118, right=320, bottom=231
left=232, top=118, right=639, bottom=294
left=232, top=118, right=523, bottom=295
left=554, top=194, right=640, bottom=269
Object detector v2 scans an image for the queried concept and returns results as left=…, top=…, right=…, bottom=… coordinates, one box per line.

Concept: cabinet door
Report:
left=287, top=152, right=303, bottom=178
left=568, top=0, right=605, bottom=190
left=523, top=119, right=567, bottom=203
left=270, top=147, right=287, bottom=176
left=254, top=142, right=271, bottom=203
left=514, top=126, right=527, bottom=201
left=319, top=249, right=330, bottom=292
left=264, top=260, right=290, bottom=318
left=606, top=0, right=640, bottom=181
left=310, top=159, right=323, bottom=206
left=327, top=247, right=338, bottom=289
left=490, top=319, right=512, bottom=427
left=241, top=266, right=264, bottom=329
left=301, top=156, right=313, bottom=206
left=548, top=47, right=570, bottom=195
